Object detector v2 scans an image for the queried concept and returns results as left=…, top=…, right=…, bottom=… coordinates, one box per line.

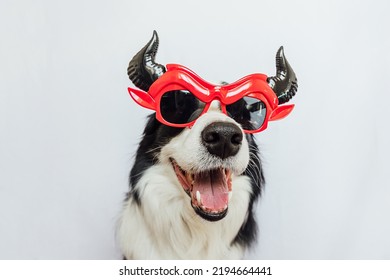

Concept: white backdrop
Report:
left=1, top=0, right=389, bottom=259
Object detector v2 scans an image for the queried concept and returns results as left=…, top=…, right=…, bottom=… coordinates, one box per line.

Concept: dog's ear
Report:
left=269, top=104, right=294, bottom=121
left=128, top=87, right=156, bottom=110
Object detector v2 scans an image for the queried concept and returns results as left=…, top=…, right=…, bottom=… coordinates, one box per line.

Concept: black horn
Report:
left=267, top=46, right=298, bottom=104
left=127, top=31, right=166, bottom=91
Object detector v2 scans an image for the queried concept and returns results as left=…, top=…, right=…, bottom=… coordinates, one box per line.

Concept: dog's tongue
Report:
left=192, top=169, right=229, bottom=212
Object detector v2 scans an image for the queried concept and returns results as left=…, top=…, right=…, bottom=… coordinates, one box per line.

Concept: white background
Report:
left=0, top=0, right=389, bottom=259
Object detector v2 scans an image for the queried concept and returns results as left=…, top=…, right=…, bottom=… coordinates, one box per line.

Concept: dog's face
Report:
left=126, top=30, right=297, bottom=225
left=159, top=101, right=250, bottom=221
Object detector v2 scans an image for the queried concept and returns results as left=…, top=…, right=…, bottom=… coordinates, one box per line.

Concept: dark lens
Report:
left=226, top=97, right=267, bottom=131
left=160, top=90, right=206, bottom=125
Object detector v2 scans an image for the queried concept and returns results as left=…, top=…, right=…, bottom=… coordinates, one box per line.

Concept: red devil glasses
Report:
left=128, top=64, right=294, bottom=133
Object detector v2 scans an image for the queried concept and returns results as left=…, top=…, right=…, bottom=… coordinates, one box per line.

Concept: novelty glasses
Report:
left=128, top=64, right=294, bottom=133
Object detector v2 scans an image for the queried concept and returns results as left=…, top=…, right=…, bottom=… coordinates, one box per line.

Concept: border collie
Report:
left=118, top=31, right=297, bottom=259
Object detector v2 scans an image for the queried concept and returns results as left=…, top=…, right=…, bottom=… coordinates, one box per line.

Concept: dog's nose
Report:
left=201, top=122, right=243, bottom=159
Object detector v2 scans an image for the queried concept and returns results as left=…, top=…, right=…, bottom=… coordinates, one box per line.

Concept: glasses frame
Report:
left=128, top=64, right=294, bottom=133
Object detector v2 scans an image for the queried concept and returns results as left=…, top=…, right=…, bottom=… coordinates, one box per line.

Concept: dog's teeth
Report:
left=228, top=191, right=232, bottom=201
left=196, top=190, right=201, bottom=205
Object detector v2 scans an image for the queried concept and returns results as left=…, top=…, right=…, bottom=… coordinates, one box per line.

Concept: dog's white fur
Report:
left=118, top=109, right=254, bottom=259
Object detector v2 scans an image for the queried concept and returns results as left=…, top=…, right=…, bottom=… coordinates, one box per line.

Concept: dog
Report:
left=117, top=31, right=297, bottom=259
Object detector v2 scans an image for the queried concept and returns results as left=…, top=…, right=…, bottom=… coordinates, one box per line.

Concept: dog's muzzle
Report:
left=169, top=121, right=244, bottom=222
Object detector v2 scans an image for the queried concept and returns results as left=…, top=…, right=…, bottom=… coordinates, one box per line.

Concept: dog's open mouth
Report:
left=171, top=159, right=232, bottom=222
